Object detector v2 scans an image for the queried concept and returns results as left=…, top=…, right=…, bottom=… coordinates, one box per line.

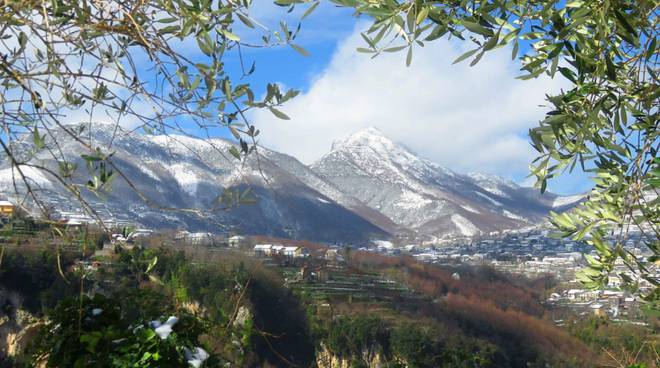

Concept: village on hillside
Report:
left=0, top=199, right=654, bottom=329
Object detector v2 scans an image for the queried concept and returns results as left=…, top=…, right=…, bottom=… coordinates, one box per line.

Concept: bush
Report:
left=28, top=290, right=216, bottom=368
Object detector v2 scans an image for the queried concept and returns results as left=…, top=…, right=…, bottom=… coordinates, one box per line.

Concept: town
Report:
left=0, top=198, right=655, bottom=330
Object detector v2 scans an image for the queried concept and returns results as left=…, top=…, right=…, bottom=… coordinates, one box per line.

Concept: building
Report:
left=607, top=275, right=622, bottom=288
left=254, top=244, right=273, bottom=257
left=127, top=229, right=153, bottom=242
left=175, top=231, right=214, bottom=246
left=283, top=246, right=302, bottom=258
left=0, top=201, right=14, bottom=217
left=228, top=235, right=246, bottom=248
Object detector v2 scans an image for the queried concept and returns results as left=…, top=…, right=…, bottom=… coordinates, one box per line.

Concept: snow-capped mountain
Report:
left=0, top=124, right=582, bottom=242
left=0, top=122, right=388, bottom=242
left=311, top=127, right=581, bottom=237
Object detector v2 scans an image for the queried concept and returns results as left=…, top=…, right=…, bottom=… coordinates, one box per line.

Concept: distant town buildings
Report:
left=227, top=235, right=246, bottom=248
left=0, top=200, right=14, bottom=217
left=253, top=244, right=307, bottom=258
left=175, top=231, right=214, bottom=246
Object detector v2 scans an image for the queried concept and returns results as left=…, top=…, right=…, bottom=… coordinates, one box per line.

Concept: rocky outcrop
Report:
left=0, top=287, right=43, bottom=359
left=315, top=343, right=389, bottom=368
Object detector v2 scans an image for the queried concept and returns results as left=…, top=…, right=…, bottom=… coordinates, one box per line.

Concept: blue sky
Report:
left=215, top=2, right=592, bottom=195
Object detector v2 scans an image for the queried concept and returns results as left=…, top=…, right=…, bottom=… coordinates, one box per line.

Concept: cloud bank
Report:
left=252, top=26, right=569, bottom=180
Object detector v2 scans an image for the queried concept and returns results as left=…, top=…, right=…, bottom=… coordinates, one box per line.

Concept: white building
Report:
left=254, top=244, right=273, bottom=257
left=228, top=235, right=246, bottom=248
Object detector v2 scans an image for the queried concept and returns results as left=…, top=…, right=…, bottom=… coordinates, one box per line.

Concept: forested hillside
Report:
left=0, top=236, right=656, bottom=367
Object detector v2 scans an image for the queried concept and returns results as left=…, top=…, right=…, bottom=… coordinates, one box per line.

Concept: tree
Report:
left=313, top=0, right=658, bottom=298
left=1, top=1, right=657, bottom=297
left=0, top=0, right=302, bottom=222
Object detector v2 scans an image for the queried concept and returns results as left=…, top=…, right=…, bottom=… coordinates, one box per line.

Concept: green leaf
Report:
left=221, top=28, right=240, bottom=42
left=229, top=125, right=241, bottom=140
left=416, top=7, right=429, bottom=25
left=452, top=48, right=478, bottom=64
left=237, top=13, right=254, bottom=29
left=483, top=32, right=499, bottom=51
left=196, top=32, right=214, bottom=56
left=229, top=146, right=241, bottom=160
left=269, top=107, right=290, bottom=120
left=33, top=126, right=45, bottom=149
left=406, top=46, right=413, bottom=67
left=462, top=20, right=494, bottom=37
left=290, top=43, right=310, bottom=57
left=302, top=1, right=320, bottom=20
left=383, top=45, right=407, bottom=53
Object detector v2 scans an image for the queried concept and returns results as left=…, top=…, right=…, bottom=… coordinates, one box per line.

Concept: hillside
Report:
left=0, top=123, right=581, bottom=242
left=311, top=127, right=581, bottom=237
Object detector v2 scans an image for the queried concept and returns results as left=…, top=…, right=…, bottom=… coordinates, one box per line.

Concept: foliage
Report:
left=323, top=315, right=496, bottom=367
left=567, top=316, right=659, bottom=366
left=247, top=274, right=316, bottom=367
left=29, top=291, right=215, bottom=368
left=315, top=0, right=659, bottom=295
left=326, top=315, right=390, bottom=360
left=390, top=323, right=495, bottom=368
left=0, top=247, right=76, bottom=313
left=2, top=0, right=655, bottom=299
left=0, top=0, right=301, bottom=218
left=343, top=251, right=595, bottom=366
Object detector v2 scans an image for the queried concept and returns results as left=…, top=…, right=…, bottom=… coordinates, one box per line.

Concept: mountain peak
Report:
left=331, top=126, right=394, bottom=151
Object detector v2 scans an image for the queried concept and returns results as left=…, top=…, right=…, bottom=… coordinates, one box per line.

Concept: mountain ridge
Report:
left=0, top=123, right=582, bottom=242
left=311, top=127, right=582, bottom=238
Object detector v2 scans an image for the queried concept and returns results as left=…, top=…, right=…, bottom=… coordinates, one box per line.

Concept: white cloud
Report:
left=252, top=25, right=569, bottom=178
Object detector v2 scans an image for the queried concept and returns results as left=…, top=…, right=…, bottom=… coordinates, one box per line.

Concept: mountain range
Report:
left=0, top=123, right=582, bottom=243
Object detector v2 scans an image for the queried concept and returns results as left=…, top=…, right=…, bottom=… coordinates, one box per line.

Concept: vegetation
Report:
left=1, top=241, right=657, bottom=367
left=0, top=0, right=298, bottom=218
left=31, top=291, right=211, bottom=368
left=568, top=316, right=659, bottom=366
left=321, top=315, right=495, bottom=367
left=320, top=0, right=659, bottom=296
left=0, top=0, right=655, bottom=297
left=0, top=1, right=657, bottom=365
left=341, top=251, right=597, bottom=367
left=0, top=244, right=317, bottom=367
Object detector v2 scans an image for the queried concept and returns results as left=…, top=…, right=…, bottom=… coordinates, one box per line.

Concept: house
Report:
left=590, top=303, right=605, bottom=316
left=607, top=275, right=622, bottom=288
left=0, top=201, right=14, bottom=217
left=325, top=249, right=339, bottom=261
left=186, top=232, right=214, bottom=246
left=254, top=244, right=272, bottom=257
left=174, top=231, right=214, bottom=246
left=228, top=235, right=246, bottom=248
left=126, top=229, right=153, bottom=242
left=271, top=245, right=285, bottom=255
left=283, top=246, right=302, bottom=258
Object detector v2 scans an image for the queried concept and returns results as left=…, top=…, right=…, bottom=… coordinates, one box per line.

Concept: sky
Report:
left=31, top=1, right=589, bottom=195
left=226, top=2, right=592, bottom=195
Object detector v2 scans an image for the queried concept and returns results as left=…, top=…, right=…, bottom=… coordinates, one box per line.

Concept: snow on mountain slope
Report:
left=0, top=123, right=582, bottom=241
left=0, top=123, right=388, bottom=243
left=552, top=194, right=585, bottom=208
left=311, top=127, right=580, bottom=237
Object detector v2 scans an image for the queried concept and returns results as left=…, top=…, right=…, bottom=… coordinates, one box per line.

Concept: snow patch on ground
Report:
left=474, top=191, right=503, bottom=206
left=468, top=172, right=514, bottom=197
left=140, top=166, right=161, bottom=181
left=451, top=214, right=479, bottom=236
left=165, top=163, right=200, bottom=196
left=317, top=197, right=331, bottom=204
left=552, top=194, right=584, bottom=208
left=502, top=210, right=526, bottom=221
left=373, top=240, right=394, bottom=249
left=461, top=205, right=480, bottom=214
left=397, top=190, right=432, bottom=210
left=0, top=166, right=53, bottom=189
